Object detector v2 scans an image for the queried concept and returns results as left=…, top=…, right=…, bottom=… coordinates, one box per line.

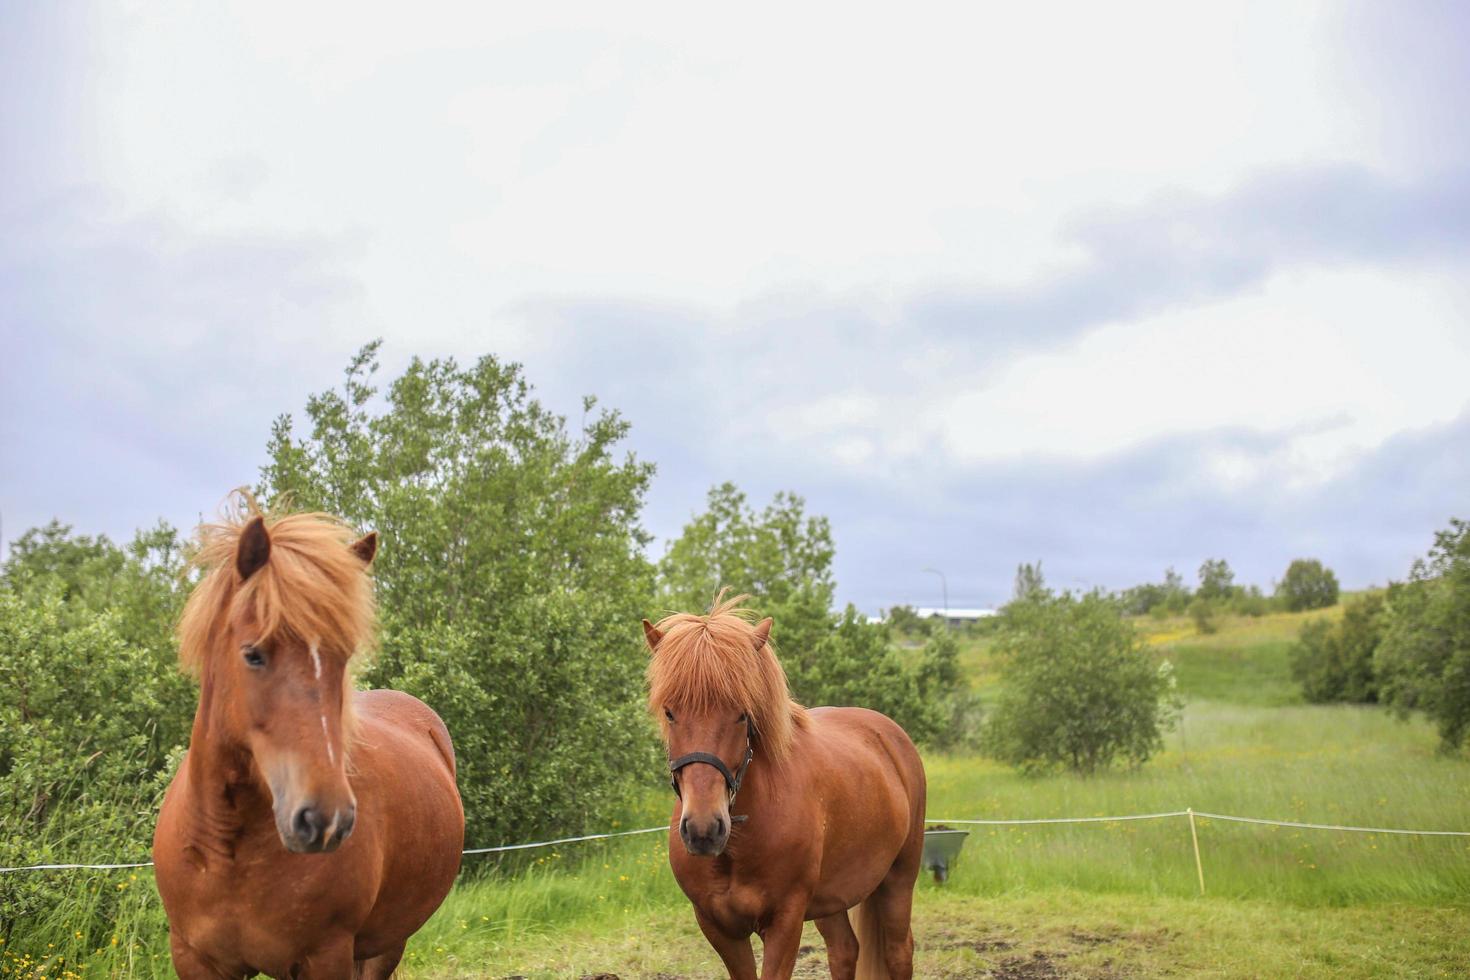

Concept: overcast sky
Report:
left=3, top=1, right=1468, bottom=612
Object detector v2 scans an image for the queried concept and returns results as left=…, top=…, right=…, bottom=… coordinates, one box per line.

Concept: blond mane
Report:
left=177, top=492, right=377, bottom=675
left=647, top=592, right=809, bottom=763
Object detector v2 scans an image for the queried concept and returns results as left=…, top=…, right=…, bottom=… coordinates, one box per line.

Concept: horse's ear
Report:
left=236, top=516, right=271, bottom=582
left=642, top=619, right=663, bottom=652
left=351, top=531, right=379, bottom=566
left=751, top=618, right=772, bottom=652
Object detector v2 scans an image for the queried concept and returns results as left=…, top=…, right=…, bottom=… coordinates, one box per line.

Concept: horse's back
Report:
left=808, top=705, right=925, bottom=795
left=355, top=688, right=459, bottom=776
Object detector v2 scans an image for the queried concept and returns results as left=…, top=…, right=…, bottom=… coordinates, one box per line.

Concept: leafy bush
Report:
left=1375, top=520, right=1470, bottom=751
left=1189, top=596, right=1220, bottom=634
left=658, top=483, right=976, bottom=746
left=0, top=590, right=181, bottom=937
left=1290, top=593, right=1383, bottom=703
left=983, top=588, right=1180, bottom=774
left=1230, top=584, right=1271, bottom=617
left=884, top=604, right=934, bottom=639
left=1117, top=567, right=1191, bottom=616
left=260, top=343, right=659, bottom=847
left=1277, top=559, right=1340, bottom=612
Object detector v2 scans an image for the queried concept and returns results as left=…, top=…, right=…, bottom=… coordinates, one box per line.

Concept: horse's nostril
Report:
left=292, top=805, right=325, bottom=844
left=679, top=817, right=690, bottom=838
left=338, top=807, right=356, bottom=837
left=714, top=816, right=726, bottom=837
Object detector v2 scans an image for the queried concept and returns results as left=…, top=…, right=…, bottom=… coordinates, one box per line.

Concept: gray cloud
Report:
left=0, top=192, right=365, bottom=545
left=912, top=165, right=1470, bottom=351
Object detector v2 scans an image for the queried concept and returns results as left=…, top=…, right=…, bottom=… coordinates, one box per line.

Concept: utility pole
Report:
left=922, top=567, right=948, bottom=619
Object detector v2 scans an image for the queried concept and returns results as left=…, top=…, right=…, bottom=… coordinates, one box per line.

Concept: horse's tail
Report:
left=852, top=892, right=889, bottom=980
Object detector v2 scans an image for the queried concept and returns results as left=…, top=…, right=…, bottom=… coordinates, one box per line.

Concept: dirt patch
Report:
left=936, top=937, right=1019, bottom=954
left=990, top=950, right=1067, bottom=980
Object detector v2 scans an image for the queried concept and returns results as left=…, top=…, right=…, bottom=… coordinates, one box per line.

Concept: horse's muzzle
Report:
left=680, top=813, right=729, bottom=856
left=279, top=801, right=356, bottom=853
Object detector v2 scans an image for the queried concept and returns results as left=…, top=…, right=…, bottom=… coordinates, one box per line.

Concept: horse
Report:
left=153, top=497, right=464, bottom=979
left=643, top=594, right=927, bottom=980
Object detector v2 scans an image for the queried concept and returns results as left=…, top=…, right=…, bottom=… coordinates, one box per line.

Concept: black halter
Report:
left=668, top=721, right=753, bottom=824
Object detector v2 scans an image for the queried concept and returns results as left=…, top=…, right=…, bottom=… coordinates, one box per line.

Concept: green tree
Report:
left=1290, top=593, right=1383, bottom=703
left=1012, top=561, right=1046, bottom=603
left=1375, top=520, right=1470, bottom=751
left=983, top=588, right=1180, bottom=774
left=658, top=484, right=974, bottom=745
left=1277, top=559, right=1340, bottom=612
left=260, top=342, right=658, bottom=846
left=1197, top=558, right=1235, bottom=601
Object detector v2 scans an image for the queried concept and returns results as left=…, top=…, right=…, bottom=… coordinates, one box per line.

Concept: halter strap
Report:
left=668, top=725, right=754, bottom=823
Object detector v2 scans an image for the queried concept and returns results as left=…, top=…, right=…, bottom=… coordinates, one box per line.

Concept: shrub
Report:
left=1277, top=559, right=1341, bottom=612
left=1230, top=584, right=1270, bottom=618
left=982, top=589, right=1180, bottom=774
left=1189, top=596, right=1220, bottom=634
left=884, top=604, right=933, bottom=639
left=1375, top=519, right=1470, bottom=750
left=0, top=590, right=180, bottom=938
left=1290, top=593, right=1384, bottom=702
left=260, top=343, right=659, bottom=846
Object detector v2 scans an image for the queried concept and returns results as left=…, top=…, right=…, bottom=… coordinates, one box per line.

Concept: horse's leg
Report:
left=695, top=908, right=757, bottom=980
left=356, top=940, right=405, bottom=980
left=756, top=906, right=807, bottom=980
left=870, top=870, right=919, bottom=980
left=299, top=935, right=357, bottom=980
left=814, top=910, right=859, bottom=980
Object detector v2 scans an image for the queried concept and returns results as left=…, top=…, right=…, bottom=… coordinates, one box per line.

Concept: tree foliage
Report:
left=1276, top=559, right=1341, bottom=612
left=0, top=527, right=191, bottom=935
left=1375, top=520, right=1470, bottom=751
left=1290, top=593, right=1383, bottom=703
left=658, top=484, right=977, bottom=746
left=1196, top=558, right=1235, bottom=601
left=983, top=585, right=1180, bottom=775
left=260, top=343, right=659, bottom=845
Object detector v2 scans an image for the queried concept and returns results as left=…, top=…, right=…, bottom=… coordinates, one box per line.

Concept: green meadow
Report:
left=8, top=607, right=1470, bottom=978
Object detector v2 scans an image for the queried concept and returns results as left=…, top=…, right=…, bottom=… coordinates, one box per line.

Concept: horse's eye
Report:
left=738, top=712, right=748, bottom=725
left=664, top=708, right=674, bottom=722
left=242, top=645, right=266, bottom=669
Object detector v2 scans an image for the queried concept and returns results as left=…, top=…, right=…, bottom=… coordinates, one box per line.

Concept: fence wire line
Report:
left=931, top=810, right=1188, bottom=826
left=461, top=825, right=666, bottom=855
left=1191, top=811, right=1470, bottom=837
left=7, top=808, right=1470, bottom=875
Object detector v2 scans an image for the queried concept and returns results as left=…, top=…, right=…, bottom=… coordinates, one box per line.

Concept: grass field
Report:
left=8, top=606, right=1470, bottom=978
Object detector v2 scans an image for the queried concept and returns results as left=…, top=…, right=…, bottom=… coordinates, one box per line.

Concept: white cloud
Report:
left=84, top=0, right=1365, bottom=322
left=934, top=265, right=1470, bottom=481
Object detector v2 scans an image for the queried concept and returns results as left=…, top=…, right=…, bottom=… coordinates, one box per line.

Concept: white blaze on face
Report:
left=310, top=641, right=336, bottom=766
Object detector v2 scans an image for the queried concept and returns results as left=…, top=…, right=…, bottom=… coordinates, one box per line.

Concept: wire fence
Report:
left=6, top=807, right=1470, bottom=888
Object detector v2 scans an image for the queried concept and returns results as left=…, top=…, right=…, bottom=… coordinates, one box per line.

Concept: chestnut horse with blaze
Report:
left=644, top=595, right=927, bottom=980
left=153, top=500, right=464, bottom=979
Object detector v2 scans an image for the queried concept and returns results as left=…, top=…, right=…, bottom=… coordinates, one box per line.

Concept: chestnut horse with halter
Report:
left=153, top=499, right=464, bottom=979
left=644, top=594, right=927, bottom=980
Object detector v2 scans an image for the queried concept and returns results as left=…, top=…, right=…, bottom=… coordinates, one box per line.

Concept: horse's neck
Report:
left=179, top=686, right=270, bottom=861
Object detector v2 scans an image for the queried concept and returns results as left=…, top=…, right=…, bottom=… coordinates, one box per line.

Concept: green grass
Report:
left=9, top=604, right=1470, bottom=977
left=398, top=890, right=1470, bottom=978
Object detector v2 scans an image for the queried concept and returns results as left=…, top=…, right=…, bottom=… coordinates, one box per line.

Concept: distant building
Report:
left=872, top=606, right=998, bottom=628
left=913, top=607, right=997, bottom=627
